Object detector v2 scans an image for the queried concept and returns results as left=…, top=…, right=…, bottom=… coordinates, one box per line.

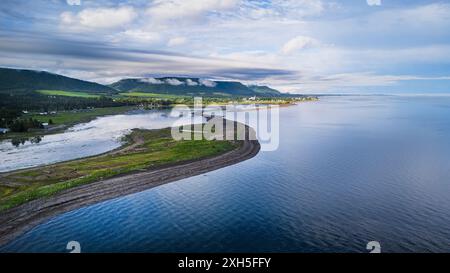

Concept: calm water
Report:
left=0, top=109, right=191, bottom=172
left=2, top=95, right=450, bottom=253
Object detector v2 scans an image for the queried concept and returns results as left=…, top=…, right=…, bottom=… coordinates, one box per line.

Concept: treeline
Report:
left=0, top=90, right=130, bottom=112
left=0, top=108, right=21, bottom=129
left=0, top=107, right=47, bottom=132
left=0, top=90, right=135, bottom=131
left=115, top=97, right=190, bottom=107
left=8, top=117, right=43, bottom=132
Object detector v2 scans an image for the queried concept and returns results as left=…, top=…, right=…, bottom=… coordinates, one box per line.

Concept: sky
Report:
left=1, top=0, right=450, bottom=94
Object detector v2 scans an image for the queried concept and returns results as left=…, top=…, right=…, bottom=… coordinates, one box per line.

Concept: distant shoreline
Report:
left=0, top=125, right=260, bottom=247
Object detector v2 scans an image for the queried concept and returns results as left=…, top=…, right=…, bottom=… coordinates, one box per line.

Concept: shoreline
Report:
left=0, top=106, right=137, bottom=141
left=0, top=128, right=260, bottom=247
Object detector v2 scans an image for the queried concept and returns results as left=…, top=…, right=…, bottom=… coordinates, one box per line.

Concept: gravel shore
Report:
left=0, top=125, right=260, bottom=247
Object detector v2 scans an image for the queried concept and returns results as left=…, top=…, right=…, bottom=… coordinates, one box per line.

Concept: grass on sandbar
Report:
left=0, top=128, right=237, bottom=211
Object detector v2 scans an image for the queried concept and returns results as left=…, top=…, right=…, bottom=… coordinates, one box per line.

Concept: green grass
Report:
left=119, top=92, right=187, bottom=99
left=37, top=90, right=101, bottom=98
left=30, top=106, right=134, bottom=126
left=0, top=127, right=238, bottom=211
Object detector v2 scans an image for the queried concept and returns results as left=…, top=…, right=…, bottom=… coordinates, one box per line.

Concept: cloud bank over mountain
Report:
left=1, top=0, right=450, bottom=93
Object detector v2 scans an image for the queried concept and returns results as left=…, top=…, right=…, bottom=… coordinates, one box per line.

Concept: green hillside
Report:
left=0, top=68, right=126, bottom=115
left=0, top=68, right=284, bottom=98
left=110, top=77, right=282, bottom=97
left=0, top=68, right=116, bottom=94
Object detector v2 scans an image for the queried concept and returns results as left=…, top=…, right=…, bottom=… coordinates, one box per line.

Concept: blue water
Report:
left=2, top=95, right=450, bottom=253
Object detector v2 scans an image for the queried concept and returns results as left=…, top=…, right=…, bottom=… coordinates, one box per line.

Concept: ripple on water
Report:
left=2, top=96, right=450, bottom=252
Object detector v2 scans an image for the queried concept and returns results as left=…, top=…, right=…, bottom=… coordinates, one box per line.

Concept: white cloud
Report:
left=281, top=36, right=320, bottom=54
left=165, top=78, right=185, bottom=85
left=139, top=78, right=211, bottom=87
left=200, top=79, right=217, bottom=87
left=245, top=0, right=325, bottom=19
left=272, top=0, right=324, bottom=18
left=61, top=6, right=137, bottom=29
left=367, top=0, right=381, bottom=6
left=186, top=79, right=199, bottom=86
left=60, top=11, right=75, bottom=24
left=167, top=37, right=187, bottom=47
left=139, top=78, right=164, bottom=84
left=275, top=72, right=450, bottom=93
left=66, top=0, right=81, bottom=6
left=6, top=0, right=450, bottom=94
left=384, top=3, right=450, bottom=26
left=116, top=30, right=161, bottom=43
left=146, top=0, right=239, bottom=22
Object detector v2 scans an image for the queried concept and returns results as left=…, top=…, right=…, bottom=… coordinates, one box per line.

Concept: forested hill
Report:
left=110, top=77, right=282, bottom=97
left=0, top=68, right=285, bottom=98
left=0, top=68, right=116, bottom=94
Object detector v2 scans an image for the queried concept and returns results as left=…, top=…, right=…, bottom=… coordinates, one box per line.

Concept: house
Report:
left=0, top=128, right=10, bottom=134
left=248, top=96, right=256, bottom=101
left=22, top=110, right=29, bottom=114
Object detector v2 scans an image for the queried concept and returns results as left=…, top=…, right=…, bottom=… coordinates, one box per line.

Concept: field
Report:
left=37, top=90, right=101, bottom=98
left=0, top=128, right=238, bottom=211
left=30, top=106, right=134, bottom=126
left=119, top=92, right=187, bottom=99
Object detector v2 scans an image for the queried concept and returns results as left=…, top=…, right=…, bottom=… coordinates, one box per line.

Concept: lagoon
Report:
left=0, top=110, right=185, bottom=172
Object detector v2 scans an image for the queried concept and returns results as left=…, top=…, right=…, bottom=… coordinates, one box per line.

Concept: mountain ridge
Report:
left=0, top=67, right=284, bottom=97
left=0, top=67, right=116, bottom=94
left=110, top=77, right=282, bottom=97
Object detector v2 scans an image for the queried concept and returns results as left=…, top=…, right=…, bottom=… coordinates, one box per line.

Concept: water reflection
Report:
left=0, top=110, right=189, bottom=172
left=10, top=136, right=43, bottom=147
left=4, top=96, right=450, bottom=252
left=0, top=105, right=269, bottom=172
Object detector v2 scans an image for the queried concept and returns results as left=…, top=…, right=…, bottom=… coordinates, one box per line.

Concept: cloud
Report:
left=139, top=78, right=164, bottom=84
left=167, top=37, right=187, bottom=47
left=281, top=36, right=320, bottom=54
left=0, top=33, right=296, bottom=83
left=199, top=79, right=217, bottom=87
left=278, top=72, right=450, bottom=93
left=61, top=6, right=137, bottom=29
left=136, top=78, right=218, bottom=87
left=165, top=78, right=185, bottom=86
left=272, top=0, right=324, bottom=18
left=146, top=0, right=239, bottom=22
left=3, top=1, right=450, bottom=94
left=139, top=78, right=219, bottom=87
left=186, top=79, right=199, bottom=86
left=382, top=3, right=450, bottom=27
left=66, top=0, right=81, bottom=6
left=243, top=0, right=325, bottom=19
left=366, top=0, right=381, bottom=6
left=114, top=30, right=161, bottom=44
